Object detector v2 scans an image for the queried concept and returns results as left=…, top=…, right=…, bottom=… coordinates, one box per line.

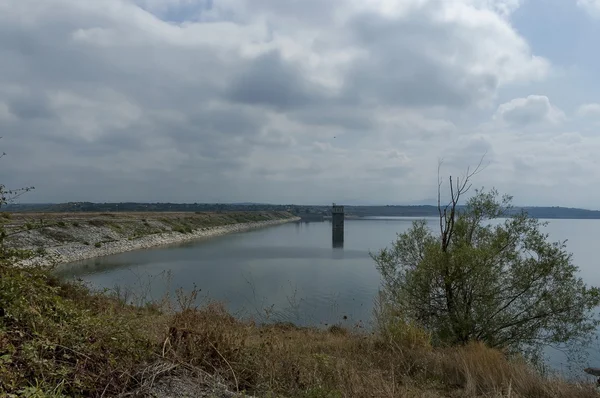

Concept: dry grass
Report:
left=158, top=306, right=599, bottom=398
left=1, top=266, right=598, bottom=398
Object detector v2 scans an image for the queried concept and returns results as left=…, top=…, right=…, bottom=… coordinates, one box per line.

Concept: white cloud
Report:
left=470, top=0, right=524, bottom=17
left=577, top=103, right=600, bottom=117
left=342, top=1, right=549, bottom=109
left=577, top=0, right=600, bottom=16
left=5, top=0, right=600, bottom=208
left=494, top=95, right=565, bottom=127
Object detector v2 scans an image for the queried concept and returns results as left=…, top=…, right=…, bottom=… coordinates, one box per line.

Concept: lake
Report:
left=56, top=217, right=600, bottom=375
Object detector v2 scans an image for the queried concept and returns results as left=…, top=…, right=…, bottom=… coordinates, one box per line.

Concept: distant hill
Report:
left=345, top=205, right=600, bottom=219
left=516, top=206, right=600, bottom=219
left=4, top=202, right=600, bottom=220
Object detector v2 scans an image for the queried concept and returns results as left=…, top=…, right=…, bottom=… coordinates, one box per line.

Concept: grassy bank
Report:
left=3, top=211, right=296, bottom=267
left=6, top=211, right=295, bottom=244
left=0, top=264, right=597, bottom=398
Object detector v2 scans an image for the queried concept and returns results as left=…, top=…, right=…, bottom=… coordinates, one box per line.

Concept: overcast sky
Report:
left=2, top=0, right=600, bottom=207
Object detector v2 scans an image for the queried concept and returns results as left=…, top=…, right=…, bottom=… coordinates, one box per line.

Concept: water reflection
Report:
left=332, top=237, right=344, bottom=249
left=57, top=220, right=389, bottom=328
left=332, top=248, right=344, bottom=260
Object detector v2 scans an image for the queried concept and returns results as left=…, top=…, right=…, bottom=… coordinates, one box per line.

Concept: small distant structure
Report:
left=332, top=203, right=344, bottom=247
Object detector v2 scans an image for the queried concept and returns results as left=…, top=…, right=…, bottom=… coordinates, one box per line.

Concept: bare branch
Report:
left=438, top=159, right=444, bottom=237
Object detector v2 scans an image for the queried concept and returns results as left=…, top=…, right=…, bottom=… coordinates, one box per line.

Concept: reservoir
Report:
left=56, top=217, right=600, bottom=373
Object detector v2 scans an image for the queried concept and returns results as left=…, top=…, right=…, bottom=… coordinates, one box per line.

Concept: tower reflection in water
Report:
left=332, top=232, right=344, bottom=249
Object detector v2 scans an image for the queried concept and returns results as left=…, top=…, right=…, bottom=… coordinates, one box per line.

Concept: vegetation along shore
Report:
left=4, top=211, right=298, bottom=267
left=2, top=175, right=600, bottom=397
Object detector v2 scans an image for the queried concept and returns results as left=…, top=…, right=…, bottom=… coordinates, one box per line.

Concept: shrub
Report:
left=88, top=220, right=106, bottom=227
left=94, top=242, right=102, bottom=248
left=327, top=325, right=348, bottom=336
left=377, top=318, right=431, bottom=351
left=373, top=182, right=600, bottom=357
left=173, top=226, right=193, bottom=234
left=0, top=265, right=154, bottom=396
left=165, top=302, right=249, bottom=375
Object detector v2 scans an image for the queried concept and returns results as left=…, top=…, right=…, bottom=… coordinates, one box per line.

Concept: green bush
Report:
left=0, top=265, right=154, bottom=396
left=378, top=318, right=431, bottom=351
left=94, top=242, right=102, bottom=248
left=373, top=186, right=600, bottom=356
left=173, top=226, right=193, bottom=234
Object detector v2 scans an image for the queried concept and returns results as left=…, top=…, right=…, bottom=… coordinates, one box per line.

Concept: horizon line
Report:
left=6, top=202, right=600, bottom=212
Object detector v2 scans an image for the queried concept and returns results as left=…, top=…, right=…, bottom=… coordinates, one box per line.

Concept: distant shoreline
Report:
left=6, top=203, right=600, bottom=220
left=325, top=214, right=600, bottom=221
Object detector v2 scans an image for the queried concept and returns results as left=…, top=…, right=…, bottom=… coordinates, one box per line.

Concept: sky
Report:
left=2, top=0, right=600, bottom=207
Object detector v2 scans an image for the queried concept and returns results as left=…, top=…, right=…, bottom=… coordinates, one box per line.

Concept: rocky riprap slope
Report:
left=4, top=211, right=297, bottom=266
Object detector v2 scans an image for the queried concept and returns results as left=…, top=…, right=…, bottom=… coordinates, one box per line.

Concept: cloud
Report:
left=494, top=95, right=565, bottom=127
left=479, top=0, right=523, bottom=17
left=226, top=51, right=325, bottom=110
left=342, top=1, right=548, bottom=108
left=577, top=0, right=600, bottom=17
left=577, top=103, right=600, bottom=117
left=132, top=0, right=212, bottom=21
left=4, top=0, right=600, bottom=208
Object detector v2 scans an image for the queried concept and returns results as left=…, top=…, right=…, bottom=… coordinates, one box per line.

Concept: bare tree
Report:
left=437, top=155, right=487, bottom=252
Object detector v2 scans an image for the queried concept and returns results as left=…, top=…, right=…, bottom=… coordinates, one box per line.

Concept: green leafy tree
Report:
left=373, top=164, right=600, bottom=357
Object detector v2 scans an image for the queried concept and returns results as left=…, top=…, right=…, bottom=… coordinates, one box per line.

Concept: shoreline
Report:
left=19, top=217, right=299, bottom=267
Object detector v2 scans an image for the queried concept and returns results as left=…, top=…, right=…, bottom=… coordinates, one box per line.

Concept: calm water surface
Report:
left=56, top=217, right=600, bottom=373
